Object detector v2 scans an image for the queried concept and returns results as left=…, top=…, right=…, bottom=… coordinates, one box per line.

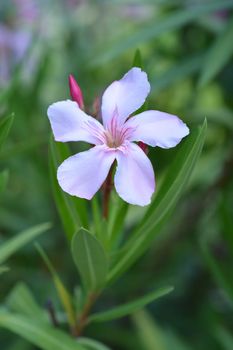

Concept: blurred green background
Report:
left=0, top=0, right=233, bottom=349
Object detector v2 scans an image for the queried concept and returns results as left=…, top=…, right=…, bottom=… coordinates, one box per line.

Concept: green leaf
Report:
left=132, top=49, right=143, bottom=68
left=143, top=120, right=207, bottom=223
left=92, top=1, right=233, bottom=65
left=151, top=53, right=204, bottom=93
left=35, top=243, right=76, bottom=328
left=108, top=120, right=207, bottom=283
left=88, top=286, right=173, bottom=323
left=0, top=169, right=9, bottom=194
left=0, top=114, right=14, bottom=153
left=5, top=338, right=31, bottom=350
left=29, top=53, right=51, bottom=109
left=107, top=193, right=128, bottom=247
left=78, top=337, right=112, bottom=350
left=49, top=138, right=88, bottom=240
left=200, top=239, right=233, bottom=301
left=91, top=197, right=104, bottom=243
left=216, top=327, right=233, bottom=350
left=74, top=286, right=84, bottom=316
left=0, top=137, right=47, bottom=161
left=132, top=309, right=192, bottom=350
left=0, top=311, right=86, bottom=350
left=219, top=192, right=233, bottom=255
left=71, top=228, right=108, bottom=292
left=0, top=222, right=51, bottom=265
left=132, top=309, right=166, bottom=350
left=7, top=283, right=46, bottom=322
left=199, top=16, right=233, bottom=87
left=0, top=266, right=9, bottom=275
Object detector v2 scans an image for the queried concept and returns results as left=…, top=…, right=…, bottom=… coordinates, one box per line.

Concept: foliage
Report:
left=0, top=1, right=233, bottom=349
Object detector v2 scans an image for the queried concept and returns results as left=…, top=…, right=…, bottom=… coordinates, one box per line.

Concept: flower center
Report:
left=104, top=112, right=134, bottom=148
left=105, top=130, right=122, bottom=148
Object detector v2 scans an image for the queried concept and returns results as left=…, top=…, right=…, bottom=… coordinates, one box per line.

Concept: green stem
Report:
left=73, top=293, right=97, bottom=337
left=102, top=165, right=114, bottom=219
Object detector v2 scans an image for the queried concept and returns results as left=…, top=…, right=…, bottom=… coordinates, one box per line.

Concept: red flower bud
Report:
left=68, top=74, right=84, bottom=109
left=138, top=141, right=148, bottom=154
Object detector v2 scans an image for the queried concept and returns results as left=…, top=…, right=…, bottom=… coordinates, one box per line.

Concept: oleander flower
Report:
left=47, top=68, right=189, bottom=206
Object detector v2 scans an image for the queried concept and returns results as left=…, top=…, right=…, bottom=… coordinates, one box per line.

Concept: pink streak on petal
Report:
left=47, top=100, right=105, bottom=145
left=101, top=67, right=150, bottom=128
left=114, top=142, right=155, bottom=206
left=57, top=145, right=116, bottom=200
left=125, top=110, right=189, bottom=148
left=69, top=74, right=84, bottom=109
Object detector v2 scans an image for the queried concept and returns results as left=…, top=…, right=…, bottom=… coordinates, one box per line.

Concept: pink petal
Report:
left=125, top=110, right=189, bottom=148
left=57, top=145, right=116, bottom=200
left=114, top=142, right=155, bottom=206
left=101, top=67, right=150, bottom=127
left=47, top=100, right=105, bottom=145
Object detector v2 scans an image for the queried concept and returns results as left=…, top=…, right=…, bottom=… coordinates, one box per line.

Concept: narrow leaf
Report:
left=7, top=283, right=46, bottom=322
left=199, top=16, right=233, bottom=87
left=88, top=286, right=173, bottom=323
left=78, top=337, right=112, bottom=350
left=132, top=49, right=143, bottom=68
left=216, top=327, right=233, bottom=350
left=108, top=194, right=128, bottom=246
left=49, top=138, right=88, bottom=241
left=0, top=222, right=51, bottom=265
left=91, top=197, right=103, bottom=242
left=0, top=266, right=9, bottom=275
left=132, top=310, right=191, bottom=350
left=0, top=311, right=85, bottom=350
left=71, top=228, right=108, bottom=292
left=0, top=114, right=14, bottom=153
left=200, top=239, right=233, bottom=301
left=151, top=53, right=204, bottom=93
left=35, top=243, right=76, bottom=328
left=0, top=169, right=9, bottom=194
left=92, top=1, right=233, bottom=65
left=132, top=309, right=167, bottom=350
left=108, top=120, right=207, bottom=283
left=133, top=308, right=192, bottom=350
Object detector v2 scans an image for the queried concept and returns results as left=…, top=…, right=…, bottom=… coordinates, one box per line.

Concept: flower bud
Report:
left=92, top=96, right=100, bottom=119
left=68, top=74, right=84, bottom=109
left=138, top=141, right=148, bottom=154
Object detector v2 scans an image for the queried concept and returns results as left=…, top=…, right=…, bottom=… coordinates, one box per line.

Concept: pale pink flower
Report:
left=47, top=68, right=189, bottom=206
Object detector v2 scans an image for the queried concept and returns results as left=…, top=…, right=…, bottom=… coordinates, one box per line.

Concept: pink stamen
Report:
left=84, top=120, right=105, bottom=143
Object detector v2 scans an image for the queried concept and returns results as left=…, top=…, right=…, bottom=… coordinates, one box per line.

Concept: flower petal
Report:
left=101, top=67, right=150, bottom=127
left=57, top=145, right=116, bottom=200
left=125, top=110, right=189, bottom=148
left=114, top=142, right=155, bottom=206
left=47, top=100, right=105, bottom=145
